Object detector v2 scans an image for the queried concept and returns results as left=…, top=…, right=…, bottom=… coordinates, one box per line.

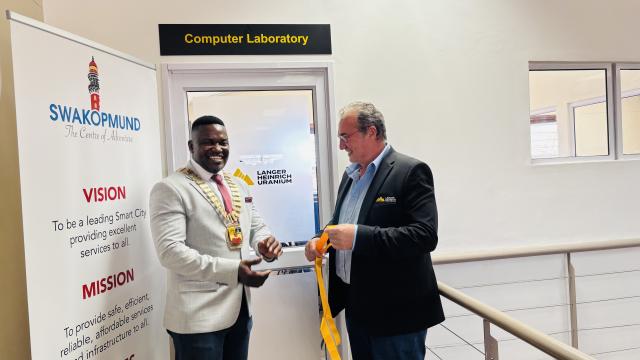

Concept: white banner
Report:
left=9, top=14, right=168, bottom=360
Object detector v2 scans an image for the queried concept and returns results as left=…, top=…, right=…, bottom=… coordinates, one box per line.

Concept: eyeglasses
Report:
left=338, top=130, right=360, bottom=143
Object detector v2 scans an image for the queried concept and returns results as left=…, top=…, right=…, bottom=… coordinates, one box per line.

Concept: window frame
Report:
left=528, top=62, right=615, bottom=164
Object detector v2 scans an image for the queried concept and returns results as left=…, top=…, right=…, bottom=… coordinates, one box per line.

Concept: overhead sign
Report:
left=159, top=24, right=331, bottom=55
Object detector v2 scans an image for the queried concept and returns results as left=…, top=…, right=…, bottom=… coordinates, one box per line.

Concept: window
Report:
left=528, top=64, right=613, bottom=162
left=529, top=62, right=640, bottom=162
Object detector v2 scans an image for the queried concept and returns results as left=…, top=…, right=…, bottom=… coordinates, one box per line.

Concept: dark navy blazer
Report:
left=325, top=147, right=445, bottom=336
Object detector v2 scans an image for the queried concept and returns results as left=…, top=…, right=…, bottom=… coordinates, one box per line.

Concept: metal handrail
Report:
left=438, top=281, right=596, bottom=360
left=433, top=238, right=640, bottom=265
left=432, top=238, right=640, bottom=359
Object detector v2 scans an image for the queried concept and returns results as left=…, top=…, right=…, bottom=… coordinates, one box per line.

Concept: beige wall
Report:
left=0, top=1, right=43, bottom=358
left=622, top=95, right=640, bottom=154
left=573, top=101, right=608, bottom=156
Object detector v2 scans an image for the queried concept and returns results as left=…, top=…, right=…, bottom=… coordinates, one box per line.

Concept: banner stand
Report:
left=8, top=11, right=168, bottom=360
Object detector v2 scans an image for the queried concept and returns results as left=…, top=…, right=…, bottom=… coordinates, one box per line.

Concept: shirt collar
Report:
left=345, top=143, right=391, bottom=180
left=189, top=158, right=217, bottom=181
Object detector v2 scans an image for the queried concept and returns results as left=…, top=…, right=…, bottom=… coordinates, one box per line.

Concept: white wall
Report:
left=42, top=0, right=640, bottom=253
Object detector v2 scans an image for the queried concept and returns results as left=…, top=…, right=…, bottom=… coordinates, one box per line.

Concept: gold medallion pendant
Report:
left=226, top=222, right=243, bottom=249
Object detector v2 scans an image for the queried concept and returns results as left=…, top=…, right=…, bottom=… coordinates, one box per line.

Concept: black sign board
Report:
left=159, top=24, right=331, bottom=55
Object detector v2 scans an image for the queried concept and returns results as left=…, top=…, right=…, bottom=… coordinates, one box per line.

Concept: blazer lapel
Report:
left=357, top=148, right=396, bottom=224
left=183, top=162, right=214, bottom=205
left=189, top=182, right=212, bottom=204
left=184, top=168, right=222, bottom=214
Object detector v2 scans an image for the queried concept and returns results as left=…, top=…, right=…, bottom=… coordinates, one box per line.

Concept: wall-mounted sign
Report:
left=158, top=24, right=331, bottom=55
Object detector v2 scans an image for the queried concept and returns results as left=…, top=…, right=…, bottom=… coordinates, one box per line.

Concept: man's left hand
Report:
left=257, top=236, right=283, bottom=260
left=325, top=224, right=356, bottom=250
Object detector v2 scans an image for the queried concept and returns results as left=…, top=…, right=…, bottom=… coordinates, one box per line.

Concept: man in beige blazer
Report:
left=150, top=115, right=283, bottom=360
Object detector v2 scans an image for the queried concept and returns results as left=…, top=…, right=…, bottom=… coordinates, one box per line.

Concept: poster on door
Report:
left=9, top=13, right=167, bottom=359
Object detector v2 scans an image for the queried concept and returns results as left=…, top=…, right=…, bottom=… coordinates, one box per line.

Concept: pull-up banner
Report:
left=8, top=12, right=168, bottom=360
left=158, top=24, right=331, bottom=55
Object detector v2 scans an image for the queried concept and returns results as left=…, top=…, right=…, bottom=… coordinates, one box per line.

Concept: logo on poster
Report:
left=256, top=169, right=293, bottom=185
left=48, top=57, right=141, bottom=135
left=233, top=168, right=254, bottom=185
left=88, top=56, right=101, bottom=111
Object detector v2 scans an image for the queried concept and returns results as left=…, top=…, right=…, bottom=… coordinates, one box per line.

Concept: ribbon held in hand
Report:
left=315, top=226, right=341, bottom=360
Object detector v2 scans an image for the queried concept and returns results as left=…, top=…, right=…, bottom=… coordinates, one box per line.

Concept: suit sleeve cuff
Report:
left=352, top=225, right=358, bottom=250
left=215, top=258, right=242, bottom=287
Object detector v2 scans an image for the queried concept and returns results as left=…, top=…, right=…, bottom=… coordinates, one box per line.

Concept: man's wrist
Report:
left=258, top=237, right=279, bottom=262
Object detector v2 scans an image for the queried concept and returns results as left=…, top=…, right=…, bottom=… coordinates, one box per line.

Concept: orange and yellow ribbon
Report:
left=315, top=226, right=342, bottom=360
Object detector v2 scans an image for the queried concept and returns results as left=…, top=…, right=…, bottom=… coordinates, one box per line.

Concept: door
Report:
left=162, top=62, right=340, bottom=359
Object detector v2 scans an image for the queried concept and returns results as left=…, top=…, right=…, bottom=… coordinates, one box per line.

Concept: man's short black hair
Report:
left=191, top=115, right=225, bottom=132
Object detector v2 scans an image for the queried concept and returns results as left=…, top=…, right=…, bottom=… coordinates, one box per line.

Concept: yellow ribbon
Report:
left=315, top=226, right=342, bottom=360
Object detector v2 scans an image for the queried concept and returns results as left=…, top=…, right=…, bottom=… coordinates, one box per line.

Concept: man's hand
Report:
left=304, top=237, right=322, bottom=261
left=238, top=258, right=271, bottom=287
left=257, top=236, right=283, bottom=261
left=325, top=224, right=356, bottom=250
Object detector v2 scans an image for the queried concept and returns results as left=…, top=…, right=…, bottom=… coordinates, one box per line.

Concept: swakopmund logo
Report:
left=88, top=56, right=101, bottom=111
left=48, top=57, right=140, bottom=143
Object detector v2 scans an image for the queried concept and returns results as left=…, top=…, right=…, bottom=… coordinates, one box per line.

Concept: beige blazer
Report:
left=149, top=163, right=271, bottom=334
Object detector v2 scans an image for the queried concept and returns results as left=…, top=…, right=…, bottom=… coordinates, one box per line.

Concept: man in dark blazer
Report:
left=305, top=102, right=444, bottom=360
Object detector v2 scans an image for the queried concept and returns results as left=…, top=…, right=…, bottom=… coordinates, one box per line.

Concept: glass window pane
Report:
left=529, top=69, right=608, bottom=159
left=620, top=70, right=640, bottom=155
left=186, top=90, right=319, bottom=245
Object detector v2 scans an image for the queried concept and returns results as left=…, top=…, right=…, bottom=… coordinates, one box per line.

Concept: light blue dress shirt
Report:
left=336, top=144, right=390, bottom=284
